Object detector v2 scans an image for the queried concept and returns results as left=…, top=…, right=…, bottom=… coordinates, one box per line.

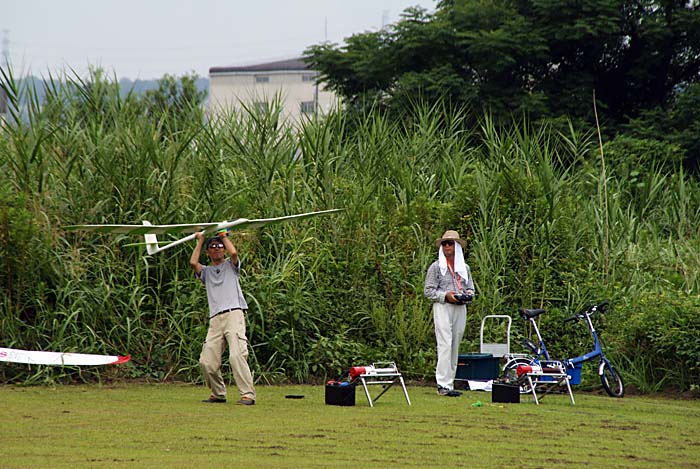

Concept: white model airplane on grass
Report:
left=65, top=208, right=342, bottom=255
left=0, top=347, right=130, bottom=366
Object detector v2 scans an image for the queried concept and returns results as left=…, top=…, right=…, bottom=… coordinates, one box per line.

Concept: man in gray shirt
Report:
left=424, top=230, right=475, bottom=397
left=190, top=232, right=256, bottom=405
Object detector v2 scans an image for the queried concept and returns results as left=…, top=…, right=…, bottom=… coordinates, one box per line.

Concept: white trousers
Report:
left=433, top=302, right=467, bottom=390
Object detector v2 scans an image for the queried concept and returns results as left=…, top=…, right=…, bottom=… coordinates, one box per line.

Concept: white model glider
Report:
left=0, top=347, right=130, bottom=366
left=65, top=208, right=342, bottom=255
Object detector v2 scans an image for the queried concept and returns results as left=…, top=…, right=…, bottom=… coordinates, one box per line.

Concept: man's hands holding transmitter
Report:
left=446, top=291, right=474, bottom=305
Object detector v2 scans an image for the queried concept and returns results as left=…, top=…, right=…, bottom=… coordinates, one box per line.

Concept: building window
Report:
left=300, top=101, right=316, bottom=114
left=255, top=75, right=270, bottom=83
left=302, top=74, right=316, bottom=82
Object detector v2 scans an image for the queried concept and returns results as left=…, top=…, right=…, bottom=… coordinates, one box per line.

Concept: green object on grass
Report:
left=471, top=400, right=483, bottom=407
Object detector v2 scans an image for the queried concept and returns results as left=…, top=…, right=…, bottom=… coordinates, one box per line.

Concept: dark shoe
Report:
left=202, top=395, right=227, bottom=403
left=236, top=397, right=255, bottom=406
left=437, top=386, right=461, bottom=397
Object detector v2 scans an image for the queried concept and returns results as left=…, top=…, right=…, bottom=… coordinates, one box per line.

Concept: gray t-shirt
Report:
left=196, top=258, right=248, bottom=318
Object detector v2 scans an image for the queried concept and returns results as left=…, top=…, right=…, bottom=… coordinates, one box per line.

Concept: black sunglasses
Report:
left=441, top=240, right=455, bottom=246
left=208, top=243, right=224, bottom=249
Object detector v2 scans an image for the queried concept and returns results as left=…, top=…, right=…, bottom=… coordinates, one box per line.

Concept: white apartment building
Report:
left=208, top=58, right=337, bottom=123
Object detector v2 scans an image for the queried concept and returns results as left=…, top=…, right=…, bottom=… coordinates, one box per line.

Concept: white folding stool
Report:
left=517, top=361, right=575, bottom=405
left=351, top=362, right=411, bottom=407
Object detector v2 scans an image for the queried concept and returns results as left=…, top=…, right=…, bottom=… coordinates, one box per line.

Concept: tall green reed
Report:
left=2, top=68, right=700, bottom=391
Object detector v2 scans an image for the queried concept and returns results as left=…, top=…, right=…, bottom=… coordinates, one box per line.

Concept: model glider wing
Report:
left=222, top=209, right=343, bottom=232
left=0, top=347, right=130, bottom=366
left=64, top=222, right=220, bottom=235
left=65, top=208, right=342, bottom=255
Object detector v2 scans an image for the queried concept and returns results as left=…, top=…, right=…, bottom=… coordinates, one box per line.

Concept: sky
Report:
left=3, top=0, right=437, bottom=80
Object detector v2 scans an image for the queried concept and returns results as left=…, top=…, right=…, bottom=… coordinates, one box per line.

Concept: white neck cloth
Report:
left=439, top=243, right=469, bottom=283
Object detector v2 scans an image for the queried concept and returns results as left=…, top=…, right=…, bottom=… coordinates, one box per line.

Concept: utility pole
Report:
left=314, top=79, right=319, bottom=114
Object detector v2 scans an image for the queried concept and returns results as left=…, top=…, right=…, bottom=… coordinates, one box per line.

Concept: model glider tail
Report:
left=142, top=221, right=160, bottom=255
left=140, top=220, right=198, bottom=255
left=0, top=347, right=131, bottom=366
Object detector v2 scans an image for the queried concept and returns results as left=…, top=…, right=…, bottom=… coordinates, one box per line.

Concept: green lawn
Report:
left=1, top=383, right=698, bottom=467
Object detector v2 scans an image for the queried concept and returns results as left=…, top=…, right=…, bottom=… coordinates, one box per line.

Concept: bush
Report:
left=617, top=292, right=700, bottom=391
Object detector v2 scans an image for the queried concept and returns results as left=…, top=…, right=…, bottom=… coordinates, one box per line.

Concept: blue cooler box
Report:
left=456, top=353, right=500, bottom=380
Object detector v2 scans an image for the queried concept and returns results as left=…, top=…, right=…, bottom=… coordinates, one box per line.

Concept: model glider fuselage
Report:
left=65, top=209, right=342, bottom=255
left=0, top=347, right=130, bottom=366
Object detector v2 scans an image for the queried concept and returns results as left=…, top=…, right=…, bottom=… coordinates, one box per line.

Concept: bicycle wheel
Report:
left=600, top=360, right=625, bottom=397
left=502, top=357, right=535, bottom=394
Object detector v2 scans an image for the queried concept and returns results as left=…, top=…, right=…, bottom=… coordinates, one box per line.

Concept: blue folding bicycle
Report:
left=502, top=301, right=625, bottom=397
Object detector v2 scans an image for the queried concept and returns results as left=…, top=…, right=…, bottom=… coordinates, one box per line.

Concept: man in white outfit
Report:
left=424, top=230, right=475, bottom=396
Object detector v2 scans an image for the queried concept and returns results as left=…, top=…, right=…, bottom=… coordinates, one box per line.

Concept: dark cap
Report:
left=206, top=237, right=223, bottom=248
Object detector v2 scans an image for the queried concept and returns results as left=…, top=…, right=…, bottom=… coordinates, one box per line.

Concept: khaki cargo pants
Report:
left=199, top=309, right=256, bottom=401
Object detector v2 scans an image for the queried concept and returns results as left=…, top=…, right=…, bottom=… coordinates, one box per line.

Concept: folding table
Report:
left=517, top=361, right=575, bottom=405
left=350, top=362, right=411, bottom=407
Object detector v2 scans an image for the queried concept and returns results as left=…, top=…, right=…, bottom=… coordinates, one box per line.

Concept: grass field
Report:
left=1, top=383, right=699, bottom=468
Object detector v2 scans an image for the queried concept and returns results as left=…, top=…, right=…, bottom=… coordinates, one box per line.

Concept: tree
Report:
left=142, top=73, right=207, bottom=136
left=623, top=83, right=700, bottom=170
left=304, top=0, right=700, bottom=127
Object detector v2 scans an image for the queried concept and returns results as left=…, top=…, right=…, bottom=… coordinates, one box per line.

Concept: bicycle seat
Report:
left=519, top=308, right=546, bottom=319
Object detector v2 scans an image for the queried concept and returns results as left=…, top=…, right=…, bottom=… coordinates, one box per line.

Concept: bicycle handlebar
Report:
left=563, top=301, right=609, bottom=323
